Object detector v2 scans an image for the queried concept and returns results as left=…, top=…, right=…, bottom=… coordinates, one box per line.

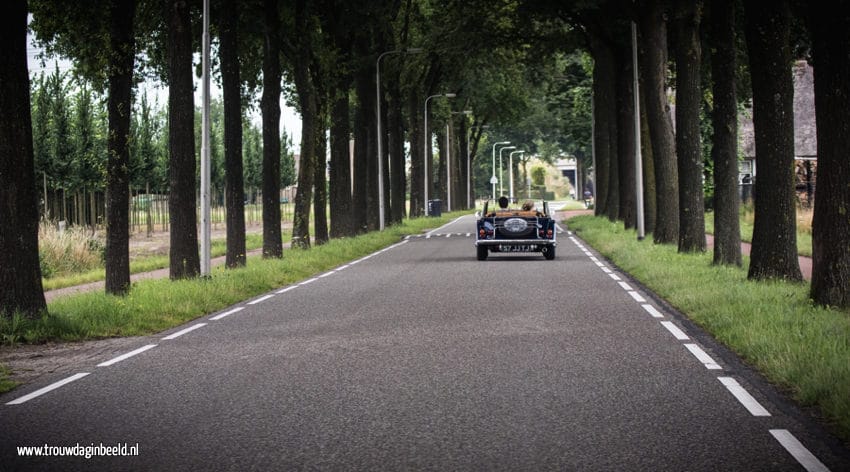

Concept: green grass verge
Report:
left=569, top=215, right=850, bottom=442
left=704, top=211, right=812, bottom=257
left=42, top=233, right=269, bottom=291
left=0, top=366, right=18, bottom=394
left=2, top=212, right=466, bottom=345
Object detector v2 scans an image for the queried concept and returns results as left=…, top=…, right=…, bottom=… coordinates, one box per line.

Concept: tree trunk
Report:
left=387, top=79, right=406, bottom=223
left=709, top=0, right=742, bottom=266
left=103, top=0, right=135, bottom=293
left=291, top=0, right=316, bottom=249
left=744, top=0, right=802, bottom=280
left=219, top=0, right=246, bottom=268
left=809, top=4, right=850, bottom=306
left=616, top=41, right=636, bottom=229
left=329, top=85, right=354, bottom=238
left=672, top=0, right=706, bottom=253
left=313, top=100, right=328, bottom=245
left=261, top=0, right=282, bottom=257
left=640, top=88, right=657, bottom=235
left=352, top=52, right=372, bottom=232
left=167, top=0, right=200, bottom=279
left=589, top=34, right=616, bottom=219
left=639, top=0, right=679, bottom=244
left=0, top=0, right=47, bottom=318
left=407, top=88, right=424, bottom=217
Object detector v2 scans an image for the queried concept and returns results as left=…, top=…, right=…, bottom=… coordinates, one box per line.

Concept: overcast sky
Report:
left=26, top=18, right=303, bottom=152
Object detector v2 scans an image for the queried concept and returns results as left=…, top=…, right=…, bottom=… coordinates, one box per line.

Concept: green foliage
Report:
left=530, top=166, right=547, bottom=186
left=0, top=365, right=18, bottom=394
left=569, top=215, right=850, bottom=442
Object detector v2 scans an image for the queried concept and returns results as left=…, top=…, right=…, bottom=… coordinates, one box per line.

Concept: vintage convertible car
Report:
left=475, top=199, right=557, bottom=260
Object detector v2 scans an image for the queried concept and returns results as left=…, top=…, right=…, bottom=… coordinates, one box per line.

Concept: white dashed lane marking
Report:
left=162, top=323, right=207, bottom=340
left=97, top=344, right=158, bottom=367
left=5, top=373, right=90, bottom=405
left=770, top=429, right=830, bottom=472
left=660, top=321, right=689, bottom=340
left=210, top=307, right=244, bottom=320
left=719, top=377, right=771, bottom=417
left=684, top=343, right=722, bottom=370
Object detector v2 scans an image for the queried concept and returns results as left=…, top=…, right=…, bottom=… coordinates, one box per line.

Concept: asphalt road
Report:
left=2, top=214, right=848, bottom=471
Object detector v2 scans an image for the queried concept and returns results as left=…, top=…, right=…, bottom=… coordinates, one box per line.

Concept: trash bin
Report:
left=428, top=199, right=442, bottom=217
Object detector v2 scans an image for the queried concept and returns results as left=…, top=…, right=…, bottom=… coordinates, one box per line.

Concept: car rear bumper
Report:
left=475, top=239, right=556, bottom=247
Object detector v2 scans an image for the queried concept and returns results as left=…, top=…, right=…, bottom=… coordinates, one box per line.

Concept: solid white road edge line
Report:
left=299, top=277, right=319, bottom=286
left=162, top=323, right=207, bottom=340
left=210, top=307, right=245, bottom=320
left=97, top=344, right=157, bottom=367
left=769, top=429, right=830, bottom=472
left=718, top=377, right=771, bottom=417
left=684, top=343, right=722, bottom=370
left=6, top=373, right=90, bottom=405
left=275, top=286, right=297, bottom=294
left=660, top=321, right=689, bottom=340
left=426, top=215, right=466, bottom=237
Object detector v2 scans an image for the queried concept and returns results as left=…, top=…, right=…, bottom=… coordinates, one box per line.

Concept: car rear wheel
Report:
left=476, top=246, right=488, bottom=261
left=543, top=246, right=556, bottom=260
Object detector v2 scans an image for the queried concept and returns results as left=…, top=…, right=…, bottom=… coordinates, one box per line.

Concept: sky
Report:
left=26, top=18, right=304, bottom=152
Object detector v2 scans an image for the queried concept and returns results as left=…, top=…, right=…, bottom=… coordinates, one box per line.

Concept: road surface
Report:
left=2, top=214, right=847, bottom=471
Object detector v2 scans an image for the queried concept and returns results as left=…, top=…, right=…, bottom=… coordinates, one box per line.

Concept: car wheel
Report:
left=544, top=246, right=556, bottom=260
left=477, top=246, right=488, bottom=261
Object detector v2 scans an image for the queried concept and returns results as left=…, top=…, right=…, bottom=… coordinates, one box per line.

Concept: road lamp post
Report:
left=499, top=145, right=516, bottom=197
left=509, top=150, right=524, bottom=202
left=423, top=93, right=455, bottom=215
left=376, top=47, right=422, bottom=230
left=491, top=141, right=510, bottom=201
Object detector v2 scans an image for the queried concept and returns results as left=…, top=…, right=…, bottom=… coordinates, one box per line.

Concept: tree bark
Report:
left=640, top=88, right=657, bottom=235
left=407, top=87, right=424, bottom=217
left=291, top=0, right=316, bottom=249
left=616, top=41, right=636, bottom=229
left=0, top=0, right=47, bottom=318
left=638, top=0, right=679, bottom=244
left=313, top=98, right=328, bottom=245
left=261, top=0, right=282, bottom=257
left=589, top=33, right=617, bottom=219
left=167, top=0, right=200, bottom=280
left=744, top=0, right=802, bottom=280
left=809, top=4, right=850, bottom=306
left=103, top=0, right=135, bottom=294
left=387, top=78, right=406, bottom=223
left=352, top=51, right=372, bottom=232
left=672, top=0, right=706, bottom=253
left=709, top=0, right=742, bottom=266
left=329, top=85, right=354, bottom=238
left=219, top=0, right=246, bottom=268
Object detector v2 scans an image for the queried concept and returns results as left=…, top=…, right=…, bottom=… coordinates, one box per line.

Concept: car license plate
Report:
left=500, top=244, right=534, bottom=252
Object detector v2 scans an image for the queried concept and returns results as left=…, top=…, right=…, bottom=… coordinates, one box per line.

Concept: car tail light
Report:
left=479, top=229, right=486, bottom=237
left=547, top=229, right=553, bottom=238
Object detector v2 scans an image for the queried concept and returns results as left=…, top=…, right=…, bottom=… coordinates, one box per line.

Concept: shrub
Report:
left=38, top=222, right=103, bottom=278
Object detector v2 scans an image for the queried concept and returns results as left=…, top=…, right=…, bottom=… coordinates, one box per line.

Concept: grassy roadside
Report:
left=568, top=215, right=850, bottom=443
left=1, top=211, right=466, bottom=342
left=704, top=209, right=813, bottom=257
left=41, top=233, right=269, bottom=291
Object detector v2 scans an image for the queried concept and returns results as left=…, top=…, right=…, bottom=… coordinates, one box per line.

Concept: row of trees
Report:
left=535, top=0, right=848, bottom=308
left=31, top=67, right=295, bottom=224
left=1, top=0, right=848, bottom=319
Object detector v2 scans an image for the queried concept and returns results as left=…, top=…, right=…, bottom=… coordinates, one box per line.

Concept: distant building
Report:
left=737, top=60, right=816, bottom=204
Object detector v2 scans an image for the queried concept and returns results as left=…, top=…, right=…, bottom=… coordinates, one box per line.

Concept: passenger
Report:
left=521, top=200, right=535, bottom=211
left=498, top=196, right=510, bottom=209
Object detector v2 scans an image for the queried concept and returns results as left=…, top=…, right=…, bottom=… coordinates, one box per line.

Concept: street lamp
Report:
left=423, top=92, right=456, bottom=215
left=376, top=47, right=423, bottom=230
left=498, top=145, right=516, bottom=197
left=491, top=141, right=510, bottom=201
left=509, top=150, right=524, bottom=202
